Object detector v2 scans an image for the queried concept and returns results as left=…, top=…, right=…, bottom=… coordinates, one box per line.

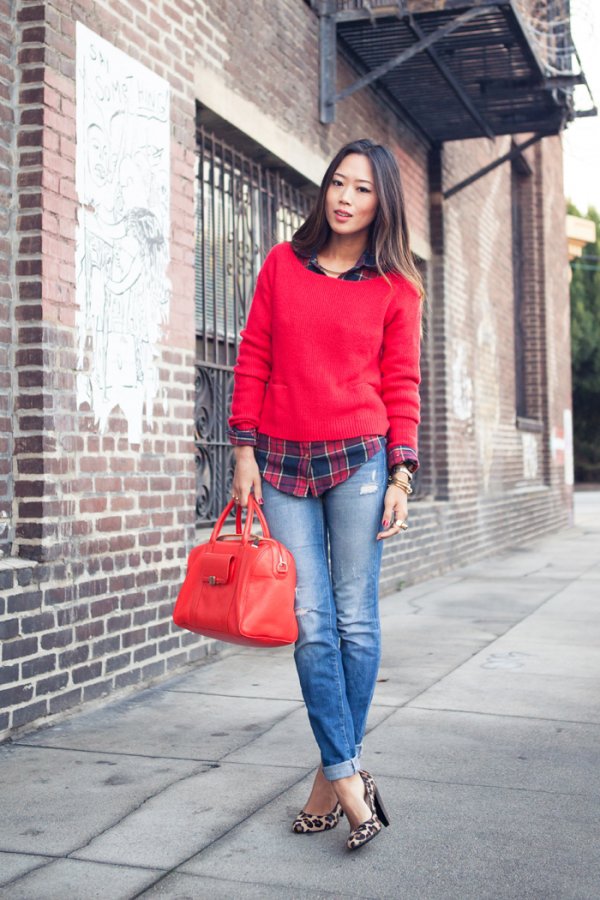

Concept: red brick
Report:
left=80, top=497, right=107, bottom=514
left=18, top=45, right=44, bottom=65
left=80, top=457, right=108, bottom=473
left=21, top=26, right=45, bottom=43
left=96, top=516, right=123, bottom=532
left=17, top=5, right=45, bottom=23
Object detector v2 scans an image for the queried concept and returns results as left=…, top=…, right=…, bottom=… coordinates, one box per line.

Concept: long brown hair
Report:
left=292, top=139, right=423, bottom=298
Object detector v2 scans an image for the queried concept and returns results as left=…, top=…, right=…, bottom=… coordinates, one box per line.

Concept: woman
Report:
left=228, top=139, right=423, bottom=851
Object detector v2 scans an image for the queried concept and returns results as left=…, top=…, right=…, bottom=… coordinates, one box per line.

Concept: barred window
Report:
left=194, top=124, right=311, bottom=525
left=512, top=160, right=528, bottom=420
left=511, top=154, right=541, bottom=427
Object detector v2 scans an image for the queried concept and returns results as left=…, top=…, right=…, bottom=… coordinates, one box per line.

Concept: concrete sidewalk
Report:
left=1, top=493, right=599, bottom=900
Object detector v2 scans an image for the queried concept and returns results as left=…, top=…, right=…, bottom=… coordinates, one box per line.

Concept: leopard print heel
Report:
left=347, top=814, right=383, bottom=850
left=292, top=802, right=344, bottom=834
left=360, top=770, right=391, bottom=827
left=346, top=771, right=390, bottom=851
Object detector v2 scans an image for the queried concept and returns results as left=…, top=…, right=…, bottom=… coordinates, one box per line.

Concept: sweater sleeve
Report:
left=228, top=250, right=274, bottom=433
left=381, top=280, right=422, bottom=453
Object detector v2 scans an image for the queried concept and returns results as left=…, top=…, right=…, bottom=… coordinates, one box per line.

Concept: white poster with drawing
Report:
left=75, top=23, right=170, bottom=444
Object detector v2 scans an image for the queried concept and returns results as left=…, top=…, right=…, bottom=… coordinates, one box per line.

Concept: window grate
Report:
left=194, top=126, right=311, bottom=525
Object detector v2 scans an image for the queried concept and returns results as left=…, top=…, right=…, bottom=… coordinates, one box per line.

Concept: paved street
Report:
left=1, top=492, right=599, bottom=900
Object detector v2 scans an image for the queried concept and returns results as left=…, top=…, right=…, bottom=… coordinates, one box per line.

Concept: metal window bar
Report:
left=194, top=126, right=311, bottom=525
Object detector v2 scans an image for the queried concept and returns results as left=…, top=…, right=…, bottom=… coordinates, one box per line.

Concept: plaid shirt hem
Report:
left=227, top=427, right=418, bottom=474
left=255, top=434, right=386, bottom=498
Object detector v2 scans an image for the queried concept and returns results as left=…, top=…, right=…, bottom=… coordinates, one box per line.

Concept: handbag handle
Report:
left=210, top=494, right=271, bottom=546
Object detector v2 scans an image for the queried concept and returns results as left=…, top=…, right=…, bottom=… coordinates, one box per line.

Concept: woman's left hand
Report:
left=376, top=485, right=409, bottom=541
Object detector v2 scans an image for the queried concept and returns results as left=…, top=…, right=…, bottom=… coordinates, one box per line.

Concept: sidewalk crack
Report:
left=67, top=763, right=212, bottom=858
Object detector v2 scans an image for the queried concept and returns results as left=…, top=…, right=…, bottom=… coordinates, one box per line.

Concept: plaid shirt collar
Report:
left=304, top=246, right=378, bottom=275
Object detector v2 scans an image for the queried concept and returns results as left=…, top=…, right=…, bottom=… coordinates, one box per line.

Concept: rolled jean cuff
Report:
left=322, top=753, right=362, bottom=782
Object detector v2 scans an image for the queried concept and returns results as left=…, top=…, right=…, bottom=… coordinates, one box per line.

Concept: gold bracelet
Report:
left=389, top=479, right=413, bottom=495
left=387, top=473, right=410, bottom=486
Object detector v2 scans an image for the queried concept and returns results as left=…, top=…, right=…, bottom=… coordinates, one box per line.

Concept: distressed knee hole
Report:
left=359, top=483, right=378, bottom=494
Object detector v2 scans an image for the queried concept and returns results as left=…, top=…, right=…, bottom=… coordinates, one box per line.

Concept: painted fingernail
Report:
left=382, top=519, right=389, bottom=528
left=258, top=498, right=264, bottom=505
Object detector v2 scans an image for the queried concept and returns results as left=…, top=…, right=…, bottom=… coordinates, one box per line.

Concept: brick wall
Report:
left=377, top=133, right=573, bottom=593
left=1, top=0, right=212, bottom=738
left=0, top=0, right=16, bottom=557
left=1, top=0, right=574, bottom=739
left=539, top=136, right=573, bottom=499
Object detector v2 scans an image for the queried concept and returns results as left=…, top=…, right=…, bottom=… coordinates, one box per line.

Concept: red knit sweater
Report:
left=229, top=241, right=422, bottom=451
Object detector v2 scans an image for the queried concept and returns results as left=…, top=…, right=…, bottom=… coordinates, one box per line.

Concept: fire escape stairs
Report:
left=313, top=0, right=596, bottom=197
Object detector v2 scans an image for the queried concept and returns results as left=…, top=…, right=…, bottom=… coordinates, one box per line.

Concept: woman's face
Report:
left=324, top=153, right=379, bottom=242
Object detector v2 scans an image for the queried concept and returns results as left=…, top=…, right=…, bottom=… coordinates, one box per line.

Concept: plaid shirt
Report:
left=303, top=245, right=382, bottom=282
left=228, top=246, right=419, bottom=497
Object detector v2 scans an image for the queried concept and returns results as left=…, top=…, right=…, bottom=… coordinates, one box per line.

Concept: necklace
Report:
left=316, top=258, right=350, bottom=276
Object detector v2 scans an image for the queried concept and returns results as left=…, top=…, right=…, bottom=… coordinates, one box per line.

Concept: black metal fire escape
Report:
left=314, top=0, right=596, bottom=194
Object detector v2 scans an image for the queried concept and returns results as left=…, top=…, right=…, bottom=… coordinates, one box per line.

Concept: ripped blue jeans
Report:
left=260, top=448, right=387, bottom=781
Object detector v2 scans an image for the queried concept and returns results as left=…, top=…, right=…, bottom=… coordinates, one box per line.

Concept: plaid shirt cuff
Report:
left=387, top=445, right=419, bottom=473
left=228, top=425, right=258, bottom=447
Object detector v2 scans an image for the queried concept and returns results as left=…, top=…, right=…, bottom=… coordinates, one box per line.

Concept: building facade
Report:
left=0, top=0, right=582, bottom=738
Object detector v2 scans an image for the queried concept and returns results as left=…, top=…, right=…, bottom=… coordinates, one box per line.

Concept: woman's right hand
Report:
left=232, top=446, right=263, bottom=508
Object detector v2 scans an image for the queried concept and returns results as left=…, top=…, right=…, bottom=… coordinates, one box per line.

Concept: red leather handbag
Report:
left=173, top=494, right=298, bottom=647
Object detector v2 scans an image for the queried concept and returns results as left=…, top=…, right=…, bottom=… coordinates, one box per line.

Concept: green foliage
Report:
left=569, top=203, right=600, bottom=482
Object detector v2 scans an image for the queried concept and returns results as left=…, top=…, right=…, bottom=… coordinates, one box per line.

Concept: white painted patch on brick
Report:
left=522, top=432, right=539, bottom=479
left=563, top=408, right=574, bottom=486
left=75, top=23, right=171, bottom=446
left=452, top=340, right=473, bottom=422
left=550, top=424, right=565, bottom=470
